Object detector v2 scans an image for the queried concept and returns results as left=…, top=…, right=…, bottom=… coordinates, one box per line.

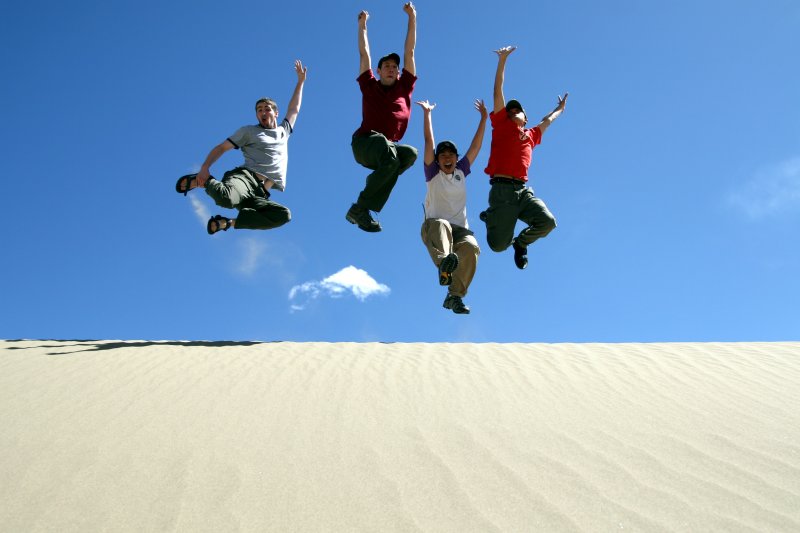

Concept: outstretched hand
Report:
left=403, top=2, right=416, bottom=17
left=494, top=45, right=517, bottom=58
left=358, top=10, right=369, bottom=27
left=474, top=99, right=488, bottom=119
left=415, top=99, right=436, bottom=112
left=556, top=92, right=569, bottom=111
left=295, top=60, right=307, bottom=82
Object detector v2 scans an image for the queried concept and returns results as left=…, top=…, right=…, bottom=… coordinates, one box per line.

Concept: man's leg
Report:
left=483, top=183, right=522, bottom=252
left=204, top=168, right=253, bottom=209
left=515, top=189, right=557, bottom=247
left=368, top=143, right=417, bottom=209
left=449, top=228, right=480, bottom=298
left=420, top=218, right=460, bottom=286
left=352, top=133, right=416, bottom=212
left=235, top=197, right=292, bottom=230
left=420, top=218, right=454, bottom=263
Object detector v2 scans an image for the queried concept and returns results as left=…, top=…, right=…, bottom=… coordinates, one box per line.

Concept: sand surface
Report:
left=1, top=340, right=799, bottom=532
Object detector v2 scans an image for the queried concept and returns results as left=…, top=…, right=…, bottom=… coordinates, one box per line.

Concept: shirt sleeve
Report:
left=489, top=110, right=507, bottom=129
left=456, top=157, right=471, bottom=177
left=529, top=126, right=542, bottom=146
left=281, top=118, right=293, bottom=135
left=227, top=126, right=249, bottom=150
left=424, top=161, right=440, bottom=182
left=400, top=68, right=417, bottom=94
left=357, top=70, right=375, bottom=92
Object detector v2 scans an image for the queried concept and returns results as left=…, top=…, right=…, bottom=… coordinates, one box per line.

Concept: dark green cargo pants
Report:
left=483, top=181, right=556, bottom=252
left=351, top=132, right=418, bottom=212
left=204, top=167, right=291, bottom=230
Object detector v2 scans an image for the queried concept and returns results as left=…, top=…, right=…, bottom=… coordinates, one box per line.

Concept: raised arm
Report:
left=535, top=93, right=569, bottom=135
left=196, top=140, right=235, bottom=185
left=415, top=100, right=436, bottom=165
left=464, top=99, right=488, bottom=165
left=492, top=46, right=516, bottom=113
left=284, top=60, right=307, bottom=129
left=358, top=11, right=371, bottom=75
left=403, top=2, right=417, bottom=76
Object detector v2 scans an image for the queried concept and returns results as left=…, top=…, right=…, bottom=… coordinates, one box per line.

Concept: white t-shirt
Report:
left=423, top=157, right=471, bottom=228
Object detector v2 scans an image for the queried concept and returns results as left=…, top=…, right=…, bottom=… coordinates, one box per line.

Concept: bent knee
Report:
left=543, top=216, right=557, bottom=234
left=487, top=238, right=511, bottom=253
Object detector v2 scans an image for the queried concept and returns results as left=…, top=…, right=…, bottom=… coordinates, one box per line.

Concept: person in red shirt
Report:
left=480, top=45, right=568, bottom=269
left=346, top=3, right=418, bottom=233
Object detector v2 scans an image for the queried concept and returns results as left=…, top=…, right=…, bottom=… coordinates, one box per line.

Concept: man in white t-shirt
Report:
left=416, top=99, right=488, bottom=314
left=175, top=60, right=307, bottom=235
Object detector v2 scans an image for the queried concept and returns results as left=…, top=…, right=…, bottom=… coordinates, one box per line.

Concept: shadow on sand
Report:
left=4, top=340, right=269, bottom=356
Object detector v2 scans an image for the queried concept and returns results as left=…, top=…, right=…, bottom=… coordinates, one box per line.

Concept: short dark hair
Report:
left=255, top=97, right=278, bottom=114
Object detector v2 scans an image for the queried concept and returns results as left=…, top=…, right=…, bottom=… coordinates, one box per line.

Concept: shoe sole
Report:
left=346, top=213, right=382, bottom=232
left=442, top=301, right=470, bottom=314
left=438, top=254, right=459, bottom=285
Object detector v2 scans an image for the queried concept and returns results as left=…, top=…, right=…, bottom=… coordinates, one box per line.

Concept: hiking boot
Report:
left=438, top=253, right=459, bottom=286
left=512, top=238, right=528, bottom=270
left=346, top=203, right=382, bottom=232
left=443, top=294, right=470, bottom=314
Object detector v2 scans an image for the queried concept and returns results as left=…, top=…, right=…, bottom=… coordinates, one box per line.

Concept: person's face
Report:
left=437, top=150, right=457, bottom=173
left=256, top=102, right=278, bottom=128
left=377, top=60, right=399, bottom=86
left=507, top=107, right=526, bottom=126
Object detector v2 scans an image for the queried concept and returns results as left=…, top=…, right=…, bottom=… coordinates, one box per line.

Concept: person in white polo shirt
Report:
left=415, top=99, right=488, bottom=314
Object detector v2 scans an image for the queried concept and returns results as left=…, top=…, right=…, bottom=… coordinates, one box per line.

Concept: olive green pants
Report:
left=351, top=132, right=418, bottom=212
left=205, top=167, right=291, bottom=230
left=483, top=182, right=556, bottom=252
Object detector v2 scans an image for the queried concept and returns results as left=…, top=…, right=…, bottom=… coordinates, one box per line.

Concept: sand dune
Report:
left=1, top=340, right=799, bottom=532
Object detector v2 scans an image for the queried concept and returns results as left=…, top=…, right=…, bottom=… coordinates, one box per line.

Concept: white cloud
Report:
left=235, top=237, right=266, bottom=277
left=729, top=157, right=800, bottom=218
left=189, top=194, right=210, bottom=225
left=288, top=266, right=391, bottom=312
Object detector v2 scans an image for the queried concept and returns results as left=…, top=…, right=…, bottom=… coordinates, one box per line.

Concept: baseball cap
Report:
left=435, top=140, right=458, bottom=157
left=505, top=99, right=525, bottom=115
left=377, top=53, right=401, bottom=69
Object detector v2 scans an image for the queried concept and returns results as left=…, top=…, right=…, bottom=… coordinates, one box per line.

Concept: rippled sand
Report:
left=2, top=340, right=799, bottom=532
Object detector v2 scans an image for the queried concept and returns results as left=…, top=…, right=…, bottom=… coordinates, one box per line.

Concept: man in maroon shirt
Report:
left=481, top=46, right=568, bottom=269
left=346, top=3, right=418, bottom=233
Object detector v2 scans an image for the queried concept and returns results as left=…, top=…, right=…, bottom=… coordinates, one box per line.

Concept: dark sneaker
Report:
left=438, top=253, right=459, bottom=286
left=346, top=203, right=382, bottom=233
left=512, top=238, right=528, bottom=270
left=443, top=294, right=470, bottom=314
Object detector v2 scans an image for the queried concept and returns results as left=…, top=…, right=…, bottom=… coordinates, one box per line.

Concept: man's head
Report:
left=435, top=140, right=458, bottom=173
left=377, top=53, right=401, bottom=86
left=506, top=99, right=527, bottom=126
left=254, top=98, right=279, bottom=128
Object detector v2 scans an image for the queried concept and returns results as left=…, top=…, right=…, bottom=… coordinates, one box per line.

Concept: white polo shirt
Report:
left=423, top=157, right=471, bottom=228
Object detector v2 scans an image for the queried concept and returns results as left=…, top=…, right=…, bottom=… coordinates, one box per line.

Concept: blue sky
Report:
left=2, top=0, right=799, bottom=342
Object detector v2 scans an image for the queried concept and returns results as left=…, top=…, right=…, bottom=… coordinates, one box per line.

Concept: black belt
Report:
left=490, top=176, right=525, bottom=186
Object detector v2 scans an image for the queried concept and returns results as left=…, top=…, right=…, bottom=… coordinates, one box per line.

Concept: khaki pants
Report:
left=420, top=219, right=480, bottom=298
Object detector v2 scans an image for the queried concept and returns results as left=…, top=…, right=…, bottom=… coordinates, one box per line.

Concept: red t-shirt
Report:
left=484, top=109, right=542, bottom=182
left=353, top=68, right=417, bottom=142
